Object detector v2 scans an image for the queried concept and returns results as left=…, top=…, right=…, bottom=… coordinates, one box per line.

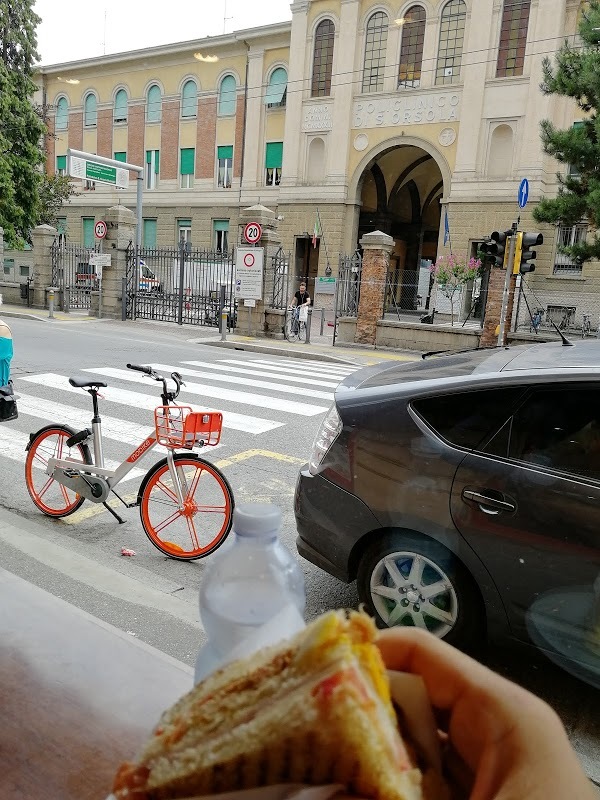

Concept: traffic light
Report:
left=480, top=231, right=510, bottom=268
left=518, top=232, right=543, bottom=275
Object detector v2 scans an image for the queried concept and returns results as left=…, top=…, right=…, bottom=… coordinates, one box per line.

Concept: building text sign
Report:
left=353, top=92, right=461, bottom=129
left=69, top=155, right=129, bottom=189
left=235, top=247, right=264, bottom=301
left=302, top=104, right=333, bottom=132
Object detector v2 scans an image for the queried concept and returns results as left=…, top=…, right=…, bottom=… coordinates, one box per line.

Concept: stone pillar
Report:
left=355, top=231, right=393, bottom=346
left=93, top=206, right=136, bottom=319
left=31, top=224, right=57, bottom=308
left=480, top=265, right=517, bottom=347
left=237, top=204, right=281, bottom=337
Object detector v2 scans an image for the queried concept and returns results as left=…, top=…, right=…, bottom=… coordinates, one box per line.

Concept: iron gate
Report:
left=51, top=239, right=100, bottom=310
left=333, top=249, right=362, bottom=345
left=125, top=245, right=237, bottom=326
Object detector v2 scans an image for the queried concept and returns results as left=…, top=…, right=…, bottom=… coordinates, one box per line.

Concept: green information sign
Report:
left=86, top=162, right=117, bottom=184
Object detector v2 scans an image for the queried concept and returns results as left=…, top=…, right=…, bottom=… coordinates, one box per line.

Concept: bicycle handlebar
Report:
left=126, top=363, right=154, bottom=376
left=126, top=363, right=184, bottom=402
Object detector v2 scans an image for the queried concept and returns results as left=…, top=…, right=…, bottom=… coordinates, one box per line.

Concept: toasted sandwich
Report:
left=112, top=610, right=430, bottom=800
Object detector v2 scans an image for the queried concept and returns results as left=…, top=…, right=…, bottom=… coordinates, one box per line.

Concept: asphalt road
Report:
left=1, top=315, right=599, bottom=783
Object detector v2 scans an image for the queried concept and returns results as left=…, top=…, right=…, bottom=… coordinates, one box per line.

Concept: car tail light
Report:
left=309, top=404, right=342, bottom=475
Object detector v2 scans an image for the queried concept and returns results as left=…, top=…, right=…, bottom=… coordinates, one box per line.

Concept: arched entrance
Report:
left=351, top=139, right=447, bottom=313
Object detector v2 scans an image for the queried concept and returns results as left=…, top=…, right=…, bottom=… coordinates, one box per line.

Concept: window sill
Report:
left=84, top=125, right=97, bottom=129
left=113, top=120, right=127, bottom=126
left=546, top=274, right=586, bottom=281
left=181, top=116, right=197, bottom=121
left=145, top=120, right=161, bottom=125
left=217, top=113, right=236, bottom=118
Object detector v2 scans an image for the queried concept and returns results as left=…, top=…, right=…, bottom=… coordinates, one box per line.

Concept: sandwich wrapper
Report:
left=108, top=606, right=442, bottom=800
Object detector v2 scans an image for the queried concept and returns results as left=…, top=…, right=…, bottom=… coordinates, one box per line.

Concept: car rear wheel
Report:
left=357, top=532, right=484, bottom=651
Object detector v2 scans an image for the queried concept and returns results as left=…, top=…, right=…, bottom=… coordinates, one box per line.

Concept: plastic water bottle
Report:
left=194, top=503, right=306, bottom=683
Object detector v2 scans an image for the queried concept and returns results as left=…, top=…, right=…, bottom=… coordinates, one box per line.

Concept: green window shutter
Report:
left=180, top=147, right=195, bottom=175
left=83, top=217, right=95, bottom=248
left=265, top=68, right=288, bottom=105
left=146, top=150, right=152, bottom=164
left=218, top=75, right=237, bottom=116
left=265, top=142, right=283, bottom=168
left=57, top=217, right=67, bottom=235
left=114, top=151, right=127, bottom=162
left=56, top=155, right=67, bottom=170
left=143, top=219, right=157, bottom=248
left=217, top=145, right=233, bottom=160
left=155, top=150, right=160, bottom=174
left=178, top=219, right=192, bottom=228
left=114, top=89, right=128, bottom=122
left=213, top=219, right=229, bottom=232
left=182, top=80, right=197, bottom=117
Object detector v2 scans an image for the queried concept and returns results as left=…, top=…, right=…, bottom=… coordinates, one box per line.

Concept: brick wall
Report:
left=127, top=105, right=145, bottom=174
left=45, top=117, right=55, bottom=174
left=355, top=247, right=390, bottom=345
left=196, top=96, right=217, bottom=179
left=68, top=111, right=83, bottom=151
left=234, top=95, right=245, bottom=178
left=97, top=109, right=113, bottom=158
left=160, top=100, right=180, bottom=181
left=480, top=266, right=517, bottom=346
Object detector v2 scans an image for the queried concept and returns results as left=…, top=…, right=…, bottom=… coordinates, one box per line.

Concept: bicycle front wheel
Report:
left=139, top=453, right=234, bottom=560
left=25, top=424, right=92, bottom=517
left=297, top=320, right=307, bottom=343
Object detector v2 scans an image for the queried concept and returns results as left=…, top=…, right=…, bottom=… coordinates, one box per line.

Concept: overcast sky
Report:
left=34, top=0, right=292, bottom=65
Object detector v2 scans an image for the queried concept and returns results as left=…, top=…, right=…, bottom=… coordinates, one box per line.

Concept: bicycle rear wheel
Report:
left=297, top=321, right=307, bottom=343
left=138, top=453, right=234, bottom=560
left=284, top=313, right=299, bottom=342
left=25, top=425, right=92, bottom=517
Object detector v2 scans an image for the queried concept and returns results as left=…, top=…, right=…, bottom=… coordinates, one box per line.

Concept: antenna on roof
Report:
left=102, top=9, right=107, bottom=55
left=223, top=0, right=233, bottom=34
left=549, top=318, right=574, bottom=346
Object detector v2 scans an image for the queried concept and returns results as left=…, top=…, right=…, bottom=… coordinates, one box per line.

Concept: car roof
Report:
left=342, top=341, right=600, bottom=392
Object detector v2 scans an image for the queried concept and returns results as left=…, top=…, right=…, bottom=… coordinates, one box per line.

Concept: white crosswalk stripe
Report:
left=84, top=367, right=330, bottom=416
left=150, top=363, right=334, bottom=401
left=220, top=358, right=355, bottom=382
left=248, top=358, right=355, bottom=374
left=182, top=360, right=340, bottom=389
left=21, top=373, right=282, bottom=434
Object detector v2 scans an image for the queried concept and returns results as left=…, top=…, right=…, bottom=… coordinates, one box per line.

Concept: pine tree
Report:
left=0, top=0, right=46, bottom=247
left=534, top=1, right=600, bottom=264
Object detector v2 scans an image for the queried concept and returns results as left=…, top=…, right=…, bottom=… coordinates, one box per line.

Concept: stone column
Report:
left=355, top=230, right=393, bottom=346
left=237, top=204, right=281, bottom=337
left=93, top=206, right=136, bottom=319
left=280, top=1, right=310, bottom=188
left=31, top=224, right=57, bottom=308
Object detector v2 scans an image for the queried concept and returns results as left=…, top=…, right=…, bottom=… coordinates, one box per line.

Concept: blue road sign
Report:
left=518, top=178, right=529, bottom=209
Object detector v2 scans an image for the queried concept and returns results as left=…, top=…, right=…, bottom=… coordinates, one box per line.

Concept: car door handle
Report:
left=462, top=489, right=516, bottom=515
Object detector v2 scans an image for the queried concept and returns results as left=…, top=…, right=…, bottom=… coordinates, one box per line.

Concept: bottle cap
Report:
left=233, top=503, right=282, bottom=538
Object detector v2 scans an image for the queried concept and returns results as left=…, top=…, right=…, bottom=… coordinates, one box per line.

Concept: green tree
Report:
left=38, top=173, right=78, bottom=228
left=0, top=0, right=46, bottom=248
left=534, top=1, right=600, bottom=264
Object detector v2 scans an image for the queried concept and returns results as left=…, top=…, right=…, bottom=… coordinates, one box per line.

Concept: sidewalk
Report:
left=0, top=302, right=93, bottom=323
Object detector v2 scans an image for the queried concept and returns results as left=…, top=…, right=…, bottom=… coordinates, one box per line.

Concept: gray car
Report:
left=295, top=341, right=600, bottom=687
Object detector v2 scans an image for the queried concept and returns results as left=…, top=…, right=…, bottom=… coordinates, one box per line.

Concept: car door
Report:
left=451, top=384, right=600, bottom=678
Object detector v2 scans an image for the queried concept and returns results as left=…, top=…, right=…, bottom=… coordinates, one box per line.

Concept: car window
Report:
left=412, top=387, right=525, bottom=450
left=493, top=387, right=600, bottom=481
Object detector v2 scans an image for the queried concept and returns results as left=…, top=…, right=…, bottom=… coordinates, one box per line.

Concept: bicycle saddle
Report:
left=69, top=376, right=108, bottom=389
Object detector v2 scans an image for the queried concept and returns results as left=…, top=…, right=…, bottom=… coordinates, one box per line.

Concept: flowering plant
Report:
left=430, top=254, right=481, bottom=325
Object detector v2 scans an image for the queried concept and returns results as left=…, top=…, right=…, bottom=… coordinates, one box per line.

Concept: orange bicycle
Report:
left=25, top=364, right=234, bottom=560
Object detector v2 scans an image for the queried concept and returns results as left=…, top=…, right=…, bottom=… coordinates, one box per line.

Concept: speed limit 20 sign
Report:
left=243, top=222, right=262, bottom=245
left=94, top=220, right=107, bottom=239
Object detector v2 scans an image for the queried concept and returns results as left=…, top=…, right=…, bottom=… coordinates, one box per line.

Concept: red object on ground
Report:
left=121, top=548, right=136, bottom=557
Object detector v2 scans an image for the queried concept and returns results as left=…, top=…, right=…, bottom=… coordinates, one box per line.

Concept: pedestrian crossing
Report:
left=2, top=356, right=358, bottom=483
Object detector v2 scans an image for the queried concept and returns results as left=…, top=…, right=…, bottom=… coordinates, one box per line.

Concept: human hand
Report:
left=376, top=628, right=596, bottom=800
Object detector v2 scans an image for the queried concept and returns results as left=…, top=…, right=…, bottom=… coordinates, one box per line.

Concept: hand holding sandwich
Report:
left=377, top=628, right=596, bottom=800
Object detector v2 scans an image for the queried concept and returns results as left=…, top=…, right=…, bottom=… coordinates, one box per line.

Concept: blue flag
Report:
left=444, top=209, right=450, bottom=246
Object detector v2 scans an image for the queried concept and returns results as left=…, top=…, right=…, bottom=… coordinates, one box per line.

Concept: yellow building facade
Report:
left=37, top=0, right=591, bottom=324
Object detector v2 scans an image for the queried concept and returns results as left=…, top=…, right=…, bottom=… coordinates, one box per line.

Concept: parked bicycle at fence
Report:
left=581, top=313, right=592, bottom=338
left=530, top=307, right=544, bottom=334
left=24, top=365, right=234, bottom=560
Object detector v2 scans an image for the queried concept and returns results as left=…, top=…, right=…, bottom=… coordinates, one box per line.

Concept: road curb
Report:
left=197, top=339, right=360, bottom=365
left=0, top=308, right=94, bottom=323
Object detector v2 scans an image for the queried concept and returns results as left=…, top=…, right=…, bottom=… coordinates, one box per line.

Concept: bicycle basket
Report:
left=154, top=406, right=223, bottom=449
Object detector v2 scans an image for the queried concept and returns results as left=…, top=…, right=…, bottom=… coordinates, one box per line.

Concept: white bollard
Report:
left=48, top=287, right=56, bottom=319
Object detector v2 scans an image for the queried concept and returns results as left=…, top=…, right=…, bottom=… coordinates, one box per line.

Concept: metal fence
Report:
left=335, top=250, right=362, bottom=318
left=268, top=247, right=292, bottom=309
left=51, top=239, right=100, bottom=310
left=124, top=244, right=237, bottom=327
left=513, top=279, right=600, bottom=337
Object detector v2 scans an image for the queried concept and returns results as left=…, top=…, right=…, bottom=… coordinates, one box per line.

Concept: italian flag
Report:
left=312, top=214, right=321, bottom=248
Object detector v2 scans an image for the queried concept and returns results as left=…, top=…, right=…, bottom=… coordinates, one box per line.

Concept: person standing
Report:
left=289, top=281, right=311, bottom=333
left=0, top=298, right=13, bottom=387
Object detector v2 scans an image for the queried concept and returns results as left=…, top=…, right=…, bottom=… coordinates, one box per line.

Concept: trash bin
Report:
left=20, top=283, right=29, bottom=300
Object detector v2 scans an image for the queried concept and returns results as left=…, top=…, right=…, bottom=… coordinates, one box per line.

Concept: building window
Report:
left=4, top=258, right=14, bottom=276
left=84, top=93, right=97, bottom=127
left=213, top=219, right=229, bottom=252
left=20, top=265, right=30, bottom=277
left=362, top=11, right=388, bottom=93
left=435, top=0, right=467, bottom=85
left=265, top=67, right=288, bottom=108
left=114, top=151, right=127, bottom=163
left=496, top=0, right=531, bottom=77
left=398, top=6, right=426, bottom=88
left=114, top=89, right=128, bottom=123
left=180, top=147, right=195, bottom=188
left=145, top=150, right=159, bottom=189
left=56, top=155, right=67, bottom=177
left=217, top=145, right=233, bottom=188
left=181, top=79, right=197, bottom=117
left=56, top=217, right=67, bottom=245
left=265, top=141, right=283, bottom=186
left=146, top=84, right=162, bottom=123
left=143, top=219, right=157, bottom=249
left=82, top=217, right=95, bottom=248
left=177, top=219, right=192, bottom=247
left=55, top=96, right=68, bottom=130
left=312, top=19, right=335, bottom=97
left=84, top=180, right=96, bottom=191
left=554, top=224, right=587, bottom=274
left=218, top=75, right=237, bottom=116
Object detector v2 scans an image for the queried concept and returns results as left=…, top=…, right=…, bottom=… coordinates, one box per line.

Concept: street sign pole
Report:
left=497, top=226, right=517, bottom=346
